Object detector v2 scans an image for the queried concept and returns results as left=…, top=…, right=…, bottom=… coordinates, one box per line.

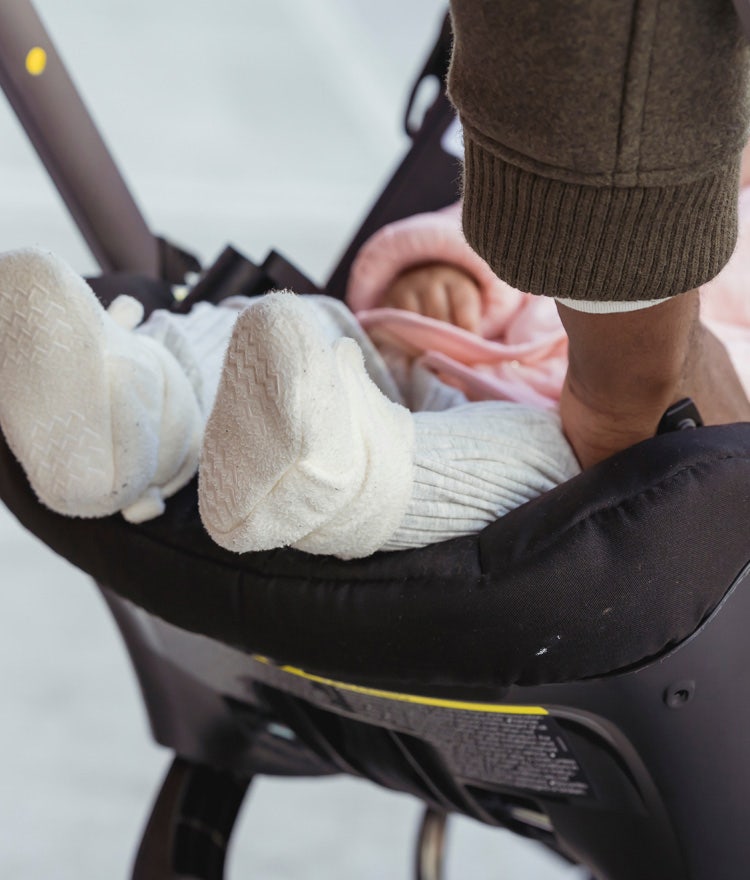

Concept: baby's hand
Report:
left=381, top=263, right=482, bottom=333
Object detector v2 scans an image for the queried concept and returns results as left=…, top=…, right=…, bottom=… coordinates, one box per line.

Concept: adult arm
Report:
left=558, top=293, right=750, bottom=467
left=447, top=0, right=750, bottom=465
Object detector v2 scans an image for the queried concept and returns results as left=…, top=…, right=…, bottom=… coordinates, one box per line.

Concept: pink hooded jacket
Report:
left=346, top=197, right=750, bottom=409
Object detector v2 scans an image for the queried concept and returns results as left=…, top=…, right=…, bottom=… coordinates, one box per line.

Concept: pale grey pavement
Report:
left=0, top=2, right=586, bottom=877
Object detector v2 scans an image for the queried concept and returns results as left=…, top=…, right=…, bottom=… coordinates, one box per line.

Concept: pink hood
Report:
left=346, top=196, right=750, bottom=408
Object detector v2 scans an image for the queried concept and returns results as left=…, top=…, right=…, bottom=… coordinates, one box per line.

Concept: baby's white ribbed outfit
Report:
left=0, top=249, right=579, bottom=559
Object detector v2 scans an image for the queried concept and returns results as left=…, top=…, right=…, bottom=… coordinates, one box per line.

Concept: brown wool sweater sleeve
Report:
left=447, top=0, right=750, bottom=302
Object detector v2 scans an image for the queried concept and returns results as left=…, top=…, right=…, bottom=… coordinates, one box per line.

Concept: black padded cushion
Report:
left=1, top=424, right=750, bottom=692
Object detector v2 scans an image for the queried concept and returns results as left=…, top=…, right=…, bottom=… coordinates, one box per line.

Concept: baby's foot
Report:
left=198, top=291, right=414, bottom=558
left=0, top=248, right=202, bottom=520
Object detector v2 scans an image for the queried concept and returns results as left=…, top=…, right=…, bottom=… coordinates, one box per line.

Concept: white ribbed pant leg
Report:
left=381, top=403, right=580, bottom=551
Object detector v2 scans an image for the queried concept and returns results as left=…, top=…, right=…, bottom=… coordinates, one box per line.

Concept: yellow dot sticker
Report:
left=25, top=47, right=47, bottom=76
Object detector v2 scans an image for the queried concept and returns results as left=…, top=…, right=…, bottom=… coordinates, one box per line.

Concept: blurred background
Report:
left=0, top=2, right=586, bottom=876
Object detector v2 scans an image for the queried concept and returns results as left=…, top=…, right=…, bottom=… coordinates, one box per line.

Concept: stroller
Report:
left=3, top=5, right=750, bottom=879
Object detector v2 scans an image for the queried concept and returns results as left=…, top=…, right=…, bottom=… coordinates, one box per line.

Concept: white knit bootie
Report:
left=198, top=291, right=414, bottom=559
left=0, top=248, right=203, bottom=521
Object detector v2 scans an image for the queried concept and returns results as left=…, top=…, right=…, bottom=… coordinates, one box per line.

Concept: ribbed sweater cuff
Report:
left=462, top=135, right=740, bottom=302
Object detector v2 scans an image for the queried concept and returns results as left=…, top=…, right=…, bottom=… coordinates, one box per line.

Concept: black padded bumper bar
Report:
left=2, top=421, right=749, bottom=694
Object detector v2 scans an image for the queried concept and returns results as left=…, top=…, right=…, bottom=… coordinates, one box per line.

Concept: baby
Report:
left=4, top=184, right=750, bottom=560
left=0, top=215, right=579, bottom=559
left=5, top=180, right=750, bottom=558
left=0, top=203, right=578, bottom=558
left=17, top=175, right=750, bottom=560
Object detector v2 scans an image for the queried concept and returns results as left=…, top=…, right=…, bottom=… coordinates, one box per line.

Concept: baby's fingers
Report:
left=381, top=264, right=482, bottom=330
left=383, top=284, right=421, bottom=314
left=416, top=283, right=452, bottom=324
left=382, top=272, right=451, bottom=322
left=448, top=280, right=482, bottom=333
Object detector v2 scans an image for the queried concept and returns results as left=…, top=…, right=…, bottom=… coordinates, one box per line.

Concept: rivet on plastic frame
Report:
left=25, top=47, right=47, bottom=76
left=664, top=680, right=696, bottom=709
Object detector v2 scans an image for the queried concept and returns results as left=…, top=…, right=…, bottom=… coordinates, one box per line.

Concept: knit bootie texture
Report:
left=0, top=248, right=203, bottom=521
left=198, top=291, right=415, bottom=559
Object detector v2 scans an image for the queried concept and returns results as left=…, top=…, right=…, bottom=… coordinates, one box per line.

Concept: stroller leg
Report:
left=414, top=807, right=448, bottom=880
left=131, top=756, right=250, bottom=880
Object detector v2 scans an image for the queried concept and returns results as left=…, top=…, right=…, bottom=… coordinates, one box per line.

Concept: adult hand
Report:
left=557, top=293, right=750, bottom=469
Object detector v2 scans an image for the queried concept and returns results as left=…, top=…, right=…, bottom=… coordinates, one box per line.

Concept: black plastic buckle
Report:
left=656, top=398, right=704, bottom=434
left=175, top=245, right=320, bottom=313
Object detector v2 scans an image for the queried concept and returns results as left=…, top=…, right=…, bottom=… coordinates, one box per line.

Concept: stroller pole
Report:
left=0, top=0, right=158, bottom=276
left=414, top=808, right=447, bottom=880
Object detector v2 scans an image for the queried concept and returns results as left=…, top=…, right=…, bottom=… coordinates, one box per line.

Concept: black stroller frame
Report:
left=3, top=5, right=750, bottom=879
